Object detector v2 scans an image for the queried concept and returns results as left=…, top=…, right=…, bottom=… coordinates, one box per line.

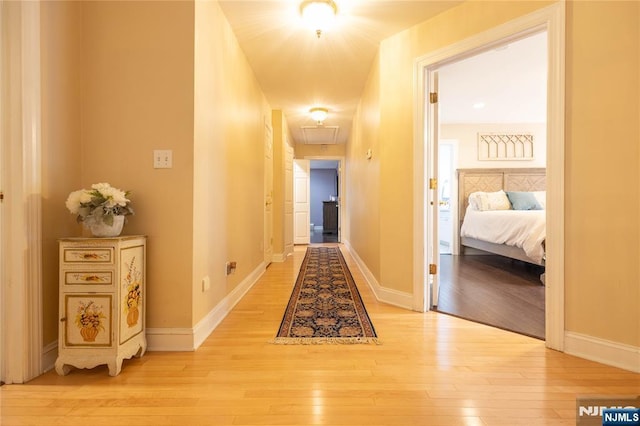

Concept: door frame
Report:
left=1, top=0, right=44, bottom=383
left=293, top=159, right=311, bottom=245
left=304, top=156, right=346, bottom=243
left=413, top=3, right=565, bottom=351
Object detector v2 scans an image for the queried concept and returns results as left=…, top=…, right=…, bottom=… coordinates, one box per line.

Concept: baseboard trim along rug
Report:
left=272, top=246, right=379, bottom=345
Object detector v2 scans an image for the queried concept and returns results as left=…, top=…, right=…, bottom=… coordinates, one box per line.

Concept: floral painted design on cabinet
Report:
left=65, top=295, right=112, bottom=347
left=119, top=245, right=144, bottom=344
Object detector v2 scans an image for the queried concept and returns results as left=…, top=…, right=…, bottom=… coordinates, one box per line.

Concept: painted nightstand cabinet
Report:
left=55, top=235, right=147, bottom=376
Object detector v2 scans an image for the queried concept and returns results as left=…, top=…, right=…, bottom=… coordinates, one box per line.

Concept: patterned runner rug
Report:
left=272, top=246, right=379, bottom=344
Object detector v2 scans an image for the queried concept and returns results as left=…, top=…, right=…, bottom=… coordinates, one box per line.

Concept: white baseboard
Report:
left=272, top=252, right=287, bottom=262
left=146, top=261, right=267, bottom=352
left=342, top=239, right=413, bottom=310
left=565, top=331, right=640, bottom=373
left=42, top=341, right=58, bottom=373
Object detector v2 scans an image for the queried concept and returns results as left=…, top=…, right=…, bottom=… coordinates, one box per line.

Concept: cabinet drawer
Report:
left=63, top=271, right=113, bottom=286
left=62, top=247, right=114, bottom=264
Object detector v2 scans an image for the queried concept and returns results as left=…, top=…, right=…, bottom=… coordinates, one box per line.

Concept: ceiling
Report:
left=218, top=1, right=546, bottom=145
left=438, top=31, right=547, bottom=124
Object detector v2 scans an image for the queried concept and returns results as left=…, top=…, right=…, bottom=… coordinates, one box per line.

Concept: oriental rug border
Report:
left=272, top=246, right=379, bottom=345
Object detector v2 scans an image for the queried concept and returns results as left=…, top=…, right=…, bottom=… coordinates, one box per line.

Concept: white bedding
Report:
left=460, top=209, right=546, bottom=264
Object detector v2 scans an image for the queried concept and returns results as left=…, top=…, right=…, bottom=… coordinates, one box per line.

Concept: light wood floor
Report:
left=2, top=245, right=639, bottom=425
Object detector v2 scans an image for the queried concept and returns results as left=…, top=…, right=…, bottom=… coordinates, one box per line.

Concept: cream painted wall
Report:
left=39, top=0, right=273, bottom=345
left=81, top=1, right=195, bottom=328
left=346, top=53, right=381, bottom=281
left=294, top=143, right=345, bottom=158
left=39, top=1, right=82, bottom=346
left=193, top=1, right=271, bottom=324
left=349, top=0, right=639, bottom=347
left=441, top=122, right=546, bottom=168
left=564, top=0, right=639, bottom=346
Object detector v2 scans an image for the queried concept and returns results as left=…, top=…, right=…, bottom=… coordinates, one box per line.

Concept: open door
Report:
left=428, top=71, right=441, bottom=308
left=293, top=159, right=310, bottom=245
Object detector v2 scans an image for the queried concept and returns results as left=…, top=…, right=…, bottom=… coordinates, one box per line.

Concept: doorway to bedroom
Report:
left=309, top=160, right=340, bottom=244
left=430, top=30, right=549, bottom=340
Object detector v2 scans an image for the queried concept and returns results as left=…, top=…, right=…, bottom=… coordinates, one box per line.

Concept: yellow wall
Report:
left=346, top=53, right=381, bottom=280
left=564, top=0, right=639, bottom=345
left=350, top=1, right=551, bottom=294
left=40, top=1, right=83, bottom=345
left=193, top=1, right=270, bottom=323
left=81, top=1, right=196, bottom=329
left=39, top=0, right=272, bottom=335
left=295, top=143, right=345, bottom=158
left=349, top=0, right=640, bottom=346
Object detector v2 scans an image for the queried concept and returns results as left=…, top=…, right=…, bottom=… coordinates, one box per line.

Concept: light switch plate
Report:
left=153, top=150, right=172, bottom=169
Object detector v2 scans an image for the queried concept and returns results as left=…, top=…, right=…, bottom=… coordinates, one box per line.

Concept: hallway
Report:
left=2, top=246, right=637, bottom=425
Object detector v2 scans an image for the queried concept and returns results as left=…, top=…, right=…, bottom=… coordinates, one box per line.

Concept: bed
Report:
left=457, top=168, right=546, bottom=266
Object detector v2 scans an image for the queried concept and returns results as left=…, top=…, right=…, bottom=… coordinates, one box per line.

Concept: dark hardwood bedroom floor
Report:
left=436, top=254, right=546, bottom=340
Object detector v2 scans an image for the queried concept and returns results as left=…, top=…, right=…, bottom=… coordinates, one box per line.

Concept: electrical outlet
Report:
left=153, top=150, right=173, bottom=169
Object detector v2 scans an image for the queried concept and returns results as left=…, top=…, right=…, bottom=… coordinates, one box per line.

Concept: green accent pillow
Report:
left=506, top=191, right=543, bottom=210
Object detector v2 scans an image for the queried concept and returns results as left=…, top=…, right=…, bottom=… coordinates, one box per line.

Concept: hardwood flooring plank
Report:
left=437, top=254, right=545, bottom=339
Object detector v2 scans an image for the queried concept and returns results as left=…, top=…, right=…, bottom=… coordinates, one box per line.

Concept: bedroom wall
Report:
left=40, top=0, right=83, bottom=348
left=441, top=122, right=547, bottom=168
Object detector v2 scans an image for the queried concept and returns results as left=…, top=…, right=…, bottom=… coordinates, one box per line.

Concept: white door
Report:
left=293, top=159, right=310, bottom=245
left=264, top=122, right=274, bottom=265
left=428, top=71, right=441, bottom=308
left=284, top=143, right=294, bottom=255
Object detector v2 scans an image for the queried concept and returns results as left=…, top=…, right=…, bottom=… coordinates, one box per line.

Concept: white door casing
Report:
left=429, top=71, right=440, bottom=308
left=293, top=159, right=310, bottom=245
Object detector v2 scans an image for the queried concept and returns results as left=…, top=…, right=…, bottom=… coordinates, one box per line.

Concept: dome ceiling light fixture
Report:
left=300, top=0, right=338, bottom=39
left=309, top=107, right=329, bottom=124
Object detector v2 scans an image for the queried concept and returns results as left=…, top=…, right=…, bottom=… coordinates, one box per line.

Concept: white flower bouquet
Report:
left=65, top=183, right=134, bottom=227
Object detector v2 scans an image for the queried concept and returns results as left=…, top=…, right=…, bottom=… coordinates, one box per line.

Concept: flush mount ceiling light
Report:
left=309, top=107, right=329, bottom=124
left=300, top=0, right=338, bottom=39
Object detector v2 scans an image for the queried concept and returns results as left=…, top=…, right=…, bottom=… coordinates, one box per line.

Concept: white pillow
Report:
left=533, top=191, right=546, bottom=209
left=468, top=192, right=482, bottom=210
left=469, top=190, right=511, bottom=211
